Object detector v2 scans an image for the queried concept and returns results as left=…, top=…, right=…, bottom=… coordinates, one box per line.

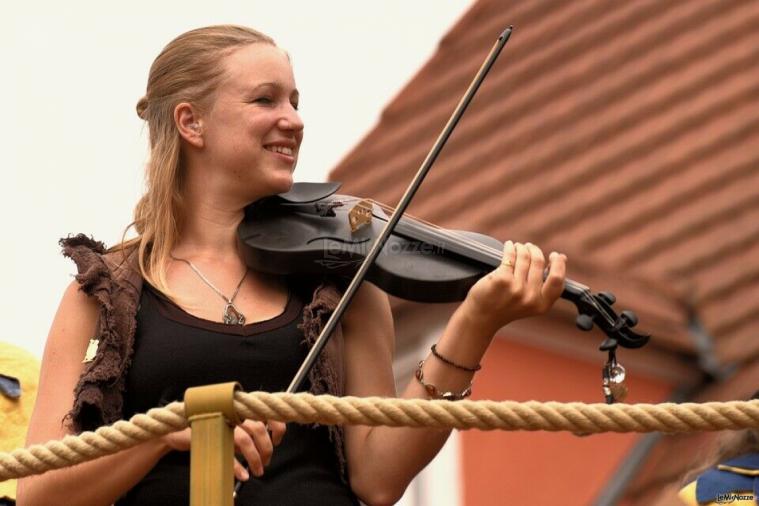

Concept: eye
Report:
left=291, top=101, right=300, bottom=111
left=253, top=96, right=274, bottom=105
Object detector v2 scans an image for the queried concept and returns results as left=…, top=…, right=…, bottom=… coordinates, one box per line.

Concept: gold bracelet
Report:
left=415, top=359, right=473, bottom=401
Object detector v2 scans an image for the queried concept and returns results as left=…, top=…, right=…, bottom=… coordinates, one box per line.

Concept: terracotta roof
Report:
left=329, top=0, right=759, bottom=366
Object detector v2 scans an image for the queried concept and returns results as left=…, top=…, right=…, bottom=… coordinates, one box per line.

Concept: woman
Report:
left=18, top=25, right=567, bottom=506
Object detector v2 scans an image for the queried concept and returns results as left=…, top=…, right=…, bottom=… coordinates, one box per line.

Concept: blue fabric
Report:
left=722, top=455, right=759, bottom=471
left=0, top=374, right=20, bottom=399
left=696, top=454, right=759, bottom=503
left=696, top=469, right=754, bottom=501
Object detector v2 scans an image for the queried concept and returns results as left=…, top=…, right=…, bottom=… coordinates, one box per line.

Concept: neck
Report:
left=173, top=173, right=246, bottom=262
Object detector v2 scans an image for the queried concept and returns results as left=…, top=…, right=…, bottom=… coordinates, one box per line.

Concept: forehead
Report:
left=219, top=43, right=295, bottom=94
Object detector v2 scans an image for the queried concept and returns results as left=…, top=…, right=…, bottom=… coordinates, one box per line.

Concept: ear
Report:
left=174, top=102, right=204, bottom=148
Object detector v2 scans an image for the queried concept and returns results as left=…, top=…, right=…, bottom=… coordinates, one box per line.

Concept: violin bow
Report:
left=285, top=27, right=514, bottom=394
left=234, top=27, right=513, bottom=497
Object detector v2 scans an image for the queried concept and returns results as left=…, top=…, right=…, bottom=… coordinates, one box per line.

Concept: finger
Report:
left=498, top=240, right=516, bottom=273
left=235, top=426, right=266, bottom=476
left=541, top=252, right=567, bottom=304
left=163, top=427, right=192, bottom=452
left=242, top=420, right=275, bottom=468
left=234, top=458, right=250, bottom=481
left=525, top=243, right=546, bottom=291
left=513, top=242, right=530, bottom=284
left=266, top=420, right=287, bottom=447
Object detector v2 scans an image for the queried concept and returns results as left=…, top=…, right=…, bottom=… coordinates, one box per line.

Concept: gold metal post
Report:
left=184, top=382, right=242, bottom=506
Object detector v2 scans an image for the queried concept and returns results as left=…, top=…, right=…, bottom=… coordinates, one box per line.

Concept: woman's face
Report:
left=198, top=43, right=303, bottom=201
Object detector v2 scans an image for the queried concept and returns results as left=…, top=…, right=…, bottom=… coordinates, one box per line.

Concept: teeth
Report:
left=265, top=145, right=293, bottom=156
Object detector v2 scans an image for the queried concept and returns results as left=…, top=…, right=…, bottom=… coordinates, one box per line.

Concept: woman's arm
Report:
left=16, top=281, right=172, bottom=506
left=342, top=242, right=567, bottom=506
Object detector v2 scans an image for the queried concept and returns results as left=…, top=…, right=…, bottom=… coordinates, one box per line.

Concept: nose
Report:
left=278, top=104, right=304, bottom=134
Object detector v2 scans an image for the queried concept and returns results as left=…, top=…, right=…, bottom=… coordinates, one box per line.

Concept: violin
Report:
left=239, top=181, right=649, bottom=353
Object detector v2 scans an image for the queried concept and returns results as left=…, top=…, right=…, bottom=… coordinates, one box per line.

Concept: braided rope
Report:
left=4, top=393, right=759, bottom=481
left=1, top=402, right=187, bottom=482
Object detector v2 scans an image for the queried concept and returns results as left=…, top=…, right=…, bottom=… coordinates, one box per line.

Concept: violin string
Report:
left=375, top=207, right=606, bottom=317
left=367, top=199, right=514, bottom=262
left=337, top=198, right=632, bottom=333
left=359, top=198, right=589, bottom=295
left=336, top=198, right=612, bottom=322
left=372, top=202, right=623, bottom=324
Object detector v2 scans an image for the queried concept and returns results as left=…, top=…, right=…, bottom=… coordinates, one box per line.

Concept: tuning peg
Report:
left=598, top=291, right=616, bottom=305
left=576, top=314, right=594, bottom=331
left=621, top=310, right=639, bottom=327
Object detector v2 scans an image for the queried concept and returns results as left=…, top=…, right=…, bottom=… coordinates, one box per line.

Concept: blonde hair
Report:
left=114, top=25, right=275, bottom=293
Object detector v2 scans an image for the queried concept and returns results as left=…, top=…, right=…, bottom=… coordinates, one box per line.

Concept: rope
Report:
left=4, top=392, right=759, bottom=481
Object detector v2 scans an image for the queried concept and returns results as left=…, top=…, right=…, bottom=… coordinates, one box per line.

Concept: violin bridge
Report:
left=348, top=199, right=373, bottom=233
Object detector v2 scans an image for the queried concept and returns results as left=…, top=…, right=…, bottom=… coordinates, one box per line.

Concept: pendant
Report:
left=223, top=302, right=246, bottom=325
left=605, top=363, right=628, bottom=403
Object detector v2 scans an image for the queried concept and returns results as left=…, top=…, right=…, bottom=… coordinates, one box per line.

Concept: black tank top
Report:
left=115, top=284, right=359, bottom=506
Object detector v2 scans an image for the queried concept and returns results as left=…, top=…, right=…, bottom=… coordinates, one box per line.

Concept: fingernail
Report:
left=242, top=469, right=250, bottom=480
left=255, top=467, right=264, bottom=477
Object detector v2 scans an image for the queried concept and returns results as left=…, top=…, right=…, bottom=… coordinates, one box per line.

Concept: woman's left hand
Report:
left=460, top=241, right=567, bottom=336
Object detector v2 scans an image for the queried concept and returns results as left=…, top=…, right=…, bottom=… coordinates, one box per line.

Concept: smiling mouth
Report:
left=264, top=145, right=294, bottom=156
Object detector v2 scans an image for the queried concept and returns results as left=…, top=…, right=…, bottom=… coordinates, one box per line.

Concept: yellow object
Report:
left=677, top=481, right=699, bottom=505
left=185, top=382, right=240, bottom=506
left=0, top=342, right=40, bottom=501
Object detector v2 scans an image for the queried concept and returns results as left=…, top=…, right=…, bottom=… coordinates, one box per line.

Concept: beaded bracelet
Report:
left=415, top=359, right=473, bottom=401
left=431, top=344, right=482, bottom=372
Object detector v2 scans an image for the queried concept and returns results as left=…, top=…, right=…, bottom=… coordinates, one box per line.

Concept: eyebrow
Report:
left=248, top=82, right=299, bottom=99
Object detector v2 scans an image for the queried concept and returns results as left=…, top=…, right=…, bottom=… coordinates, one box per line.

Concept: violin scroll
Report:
left=563, top=281, right=650, bottom=353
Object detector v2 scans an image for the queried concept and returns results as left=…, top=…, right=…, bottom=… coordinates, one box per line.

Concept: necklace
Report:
left=171, top=256, right=248, bottom=325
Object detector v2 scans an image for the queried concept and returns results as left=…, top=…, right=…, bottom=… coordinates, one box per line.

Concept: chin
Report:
left=267, top=171, right=295, bottom=196
left=276, top=171, right=295, bottom=189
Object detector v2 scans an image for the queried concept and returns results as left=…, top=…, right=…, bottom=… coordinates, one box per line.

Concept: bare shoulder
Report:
left=26, top=280, right=100, bottom=443
left=49, top=280, right=100, bottom=352
left=59, top=279, right=100, bottom=326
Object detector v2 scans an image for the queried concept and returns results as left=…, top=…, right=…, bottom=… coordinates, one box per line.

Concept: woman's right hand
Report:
left=162, top=420, right=286, bottom=481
